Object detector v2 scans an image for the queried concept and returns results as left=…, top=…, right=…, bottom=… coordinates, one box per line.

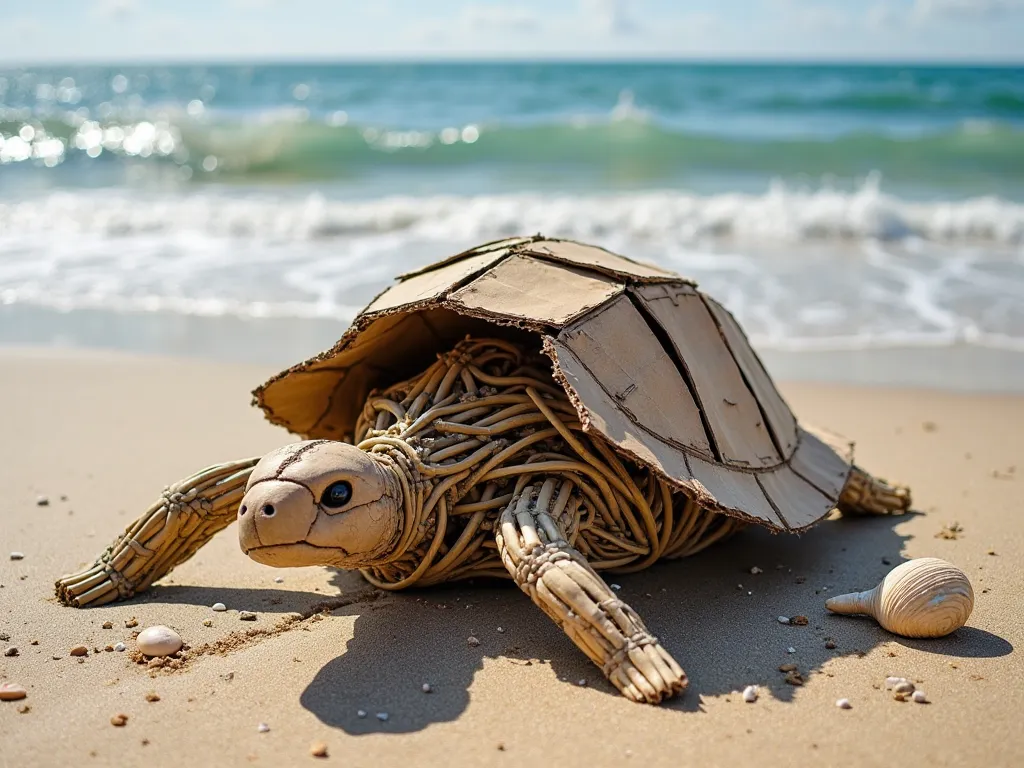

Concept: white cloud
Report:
left=92, top=0, right=139, bottom=17
left=914, top=0, right=1024, bottom=17
left=460, top=4, right=539, bottom=32
left=580, top=0, right=638, bottom=36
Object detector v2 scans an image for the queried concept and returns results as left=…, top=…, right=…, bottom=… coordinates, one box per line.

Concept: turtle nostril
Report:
left=262, top=504, right=276, bottom=517
left=239, top=505, right=247, bottom=516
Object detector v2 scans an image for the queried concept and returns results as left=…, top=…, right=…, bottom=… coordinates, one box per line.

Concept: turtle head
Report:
left=237, top=440, right=402, bottom=569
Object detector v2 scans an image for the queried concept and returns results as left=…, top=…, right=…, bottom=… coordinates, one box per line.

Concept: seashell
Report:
left=742, top=685, right=758, bottom=703
left=825, top=558, right=973, bottom=638
left=136, top=625, right=182, bottom=657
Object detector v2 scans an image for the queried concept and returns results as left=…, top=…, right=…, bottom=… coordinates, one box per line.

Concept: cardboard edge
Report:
left=541, top=335, right=823, bottom=536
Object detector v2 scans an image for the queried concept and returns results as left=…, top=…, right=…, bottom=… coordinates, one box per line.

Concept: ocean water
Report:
left=1, top=62, right=1023, bottom=389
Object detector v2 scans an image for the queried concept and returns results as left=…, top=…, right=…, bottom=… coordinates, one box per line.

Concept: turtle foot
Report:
left=839, top=466, right=912, bottom=516
left=496, top=478, right=688, bottom=704
left=55, top=457, right=260, bottom=608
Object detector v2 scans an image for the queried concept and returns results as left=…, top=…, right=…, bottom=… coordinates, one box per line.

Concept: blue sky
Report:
left=1, top=0, right=1022, bottom=63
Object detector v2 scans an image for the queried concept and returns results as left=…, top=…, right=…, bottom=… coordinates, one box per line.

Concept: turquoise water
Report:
left=2, top=63, right=1024, bottom=196
left=1, top=62, right=1023, bottom=382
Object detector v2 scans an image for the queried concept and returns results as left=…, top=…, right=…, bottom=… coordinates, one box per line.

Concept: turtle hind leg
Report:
left=495, top=478, right=687, bottom=704
left=837, top=465, right=912, bottom=517
left=55, top=457, right=259, bottom=607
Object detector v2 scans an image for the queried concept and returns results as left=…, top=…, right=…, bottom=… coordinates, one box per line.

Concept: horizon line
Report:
left=2, top=55, right=1023, bottom=68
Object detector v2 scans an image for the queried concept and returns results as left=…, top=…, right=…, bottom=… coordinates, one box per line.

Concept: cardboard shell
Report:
left=254, top=236, right=854, bottom=533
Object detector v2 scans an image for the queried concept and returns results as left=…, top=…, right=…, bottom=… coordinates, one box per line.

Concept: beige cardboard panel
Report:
left=548, top=338, right=693, bottom=483
left=258, top=368, right=346, bottom=438
left=801, top=423, right=855, bottom=464
left=560, top=294, right=713, bottom=455
left=448, top=253, right=623, bottom=328
left=757, top=465, right=837, bottom=531
left=398, top=237, right=537, bottom=279
left=703, top=296, right=799, bottom=457
left=259, top=309, right=534, bottom=440
left=686, top=455, right=786, bottom=528
left=365, top=250, right=509, bottom=315
left=635, top=284, right=782, bottom=469
left=524, top=240, right=681, bottom=283
left=790, top=429, right=852, bottom=502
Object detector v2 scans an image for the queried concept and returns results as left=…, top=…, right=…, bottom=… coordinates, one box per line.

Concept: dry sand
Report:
left=1, top=347, right=1022, bottom=767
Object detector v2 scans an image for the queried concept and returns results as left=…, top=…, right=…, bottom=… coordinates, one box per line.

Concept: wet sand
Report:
left=1, top=347, right=1022, bottom=767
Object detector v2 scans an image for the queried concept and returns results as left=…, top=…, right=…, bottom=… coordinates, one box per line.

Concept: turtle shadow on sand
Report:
left=298, top=509, right=1009, bottom=734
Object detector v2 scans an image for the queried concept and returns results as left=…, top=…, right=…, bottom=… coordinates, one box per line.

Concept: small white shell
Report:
left=825, top=558, right=973, bottom=638
left=136, top=625, right=182, bottom=657
left=836, top=698, right=852, bottom=709
left=742, top=685, right=758, bottom=703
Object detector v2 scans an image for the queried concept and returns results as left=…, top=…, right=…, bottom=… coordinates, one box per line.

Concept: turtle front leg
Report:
left=56, top=458, right=259, bottom=607
left=495, top=478, right=687, bottom=704
left=838, top=466, right=912, bottom=516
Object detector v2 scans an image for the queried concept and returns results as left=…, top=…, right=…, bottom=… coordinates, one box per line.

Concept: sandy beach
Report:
left=1, top=346, right=1022, bottom=767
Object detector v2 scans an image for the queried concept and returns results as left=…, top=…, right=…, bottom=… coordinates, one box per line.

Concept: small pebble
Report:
left=36, top=496, right=49, bottom=506
left=836, top=698, right=852, bottom=709
left=742, top=685, right=758, bottom=703
left=310, top=742, right=329, bottom=758
left=102, top=621, right=113, bottom=629
left=4, top=647, right=18, bottom=657
left=894, top=681, right=915, bottom=695
left=104, top=645, right=114, bottom=653
left=750, top=566, right=763, bottom=574
left=467, top=636, right=480, bottom=647
left=202, top=620, right=213, bottom=627
left=114, top=642, right=126, bottom=652
left=778, top=616, right=790, bottom=624
left=124, top=618, right=138, bottom=628
left=51, top=655, right=61, bottom=660
left=357, top=710, right=367, bottom=718
left=884, top=676, right=906, bottom=689
left=778, top=664, right=797, bottom=672
left=376, top=712, right=389, bottom=721
left=239, top=611, right=257, bottom=621
left=257, top=722, right=270, bottom=733
left=912, top=690, right=928, bottom=704
left=787, top=647, right=796, bottom=654
left=136, top=626, right=183, bottom=657
left=496, top=626, right=505, bottom=633
left=17, top=704, right=30, bottom=714
left=790, top=616, right=808, bottom=626
left=145, top=692, right=160, bottom=702
left=0, top=683, right=28, bottom=701
left=70, top=645, right=88, bottom=657
left=110, top=713, right=129, bottom=727
left=274, top=577, right=284, bottom=583
left=825, top=640, right=837, bottom=649
left=221, top=671, right=235, bottom=681
left=9, top=552, right=24, bottom=561
left=610, top=584, right=621, bottom=591
left=211, top=603, right=227, bottom=612
left=422, top=683, right=433, bottom=693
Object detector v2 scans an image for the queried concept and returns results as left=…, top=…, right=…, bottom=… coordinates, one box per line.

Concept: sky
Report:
left=1, top=0, right=1022, bottom=64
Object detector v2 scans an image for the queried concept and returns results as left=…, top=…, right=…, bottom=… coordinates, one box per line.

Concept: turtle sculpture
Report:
left=56, top=236, right=911, bottom=704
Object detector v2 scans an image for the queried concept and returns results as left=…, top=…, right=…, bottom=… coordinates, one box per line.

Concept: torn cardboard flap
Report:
left=253, top=235, right=853, bottom=532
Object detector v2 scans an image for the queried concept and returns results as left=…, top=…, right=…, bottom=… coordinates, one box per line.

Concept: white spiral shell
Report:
left=825, top=557, right=974, bottom=638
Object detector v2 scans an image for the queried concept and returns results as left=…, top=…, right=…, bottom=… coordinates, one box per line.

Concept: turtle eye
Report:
left=321, top=480, right=352, bottom=509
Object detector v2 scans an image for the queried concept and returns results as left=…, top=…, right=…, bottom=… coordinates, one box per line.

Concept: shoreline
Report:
left=4, top=303, right=1024, bottom=394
